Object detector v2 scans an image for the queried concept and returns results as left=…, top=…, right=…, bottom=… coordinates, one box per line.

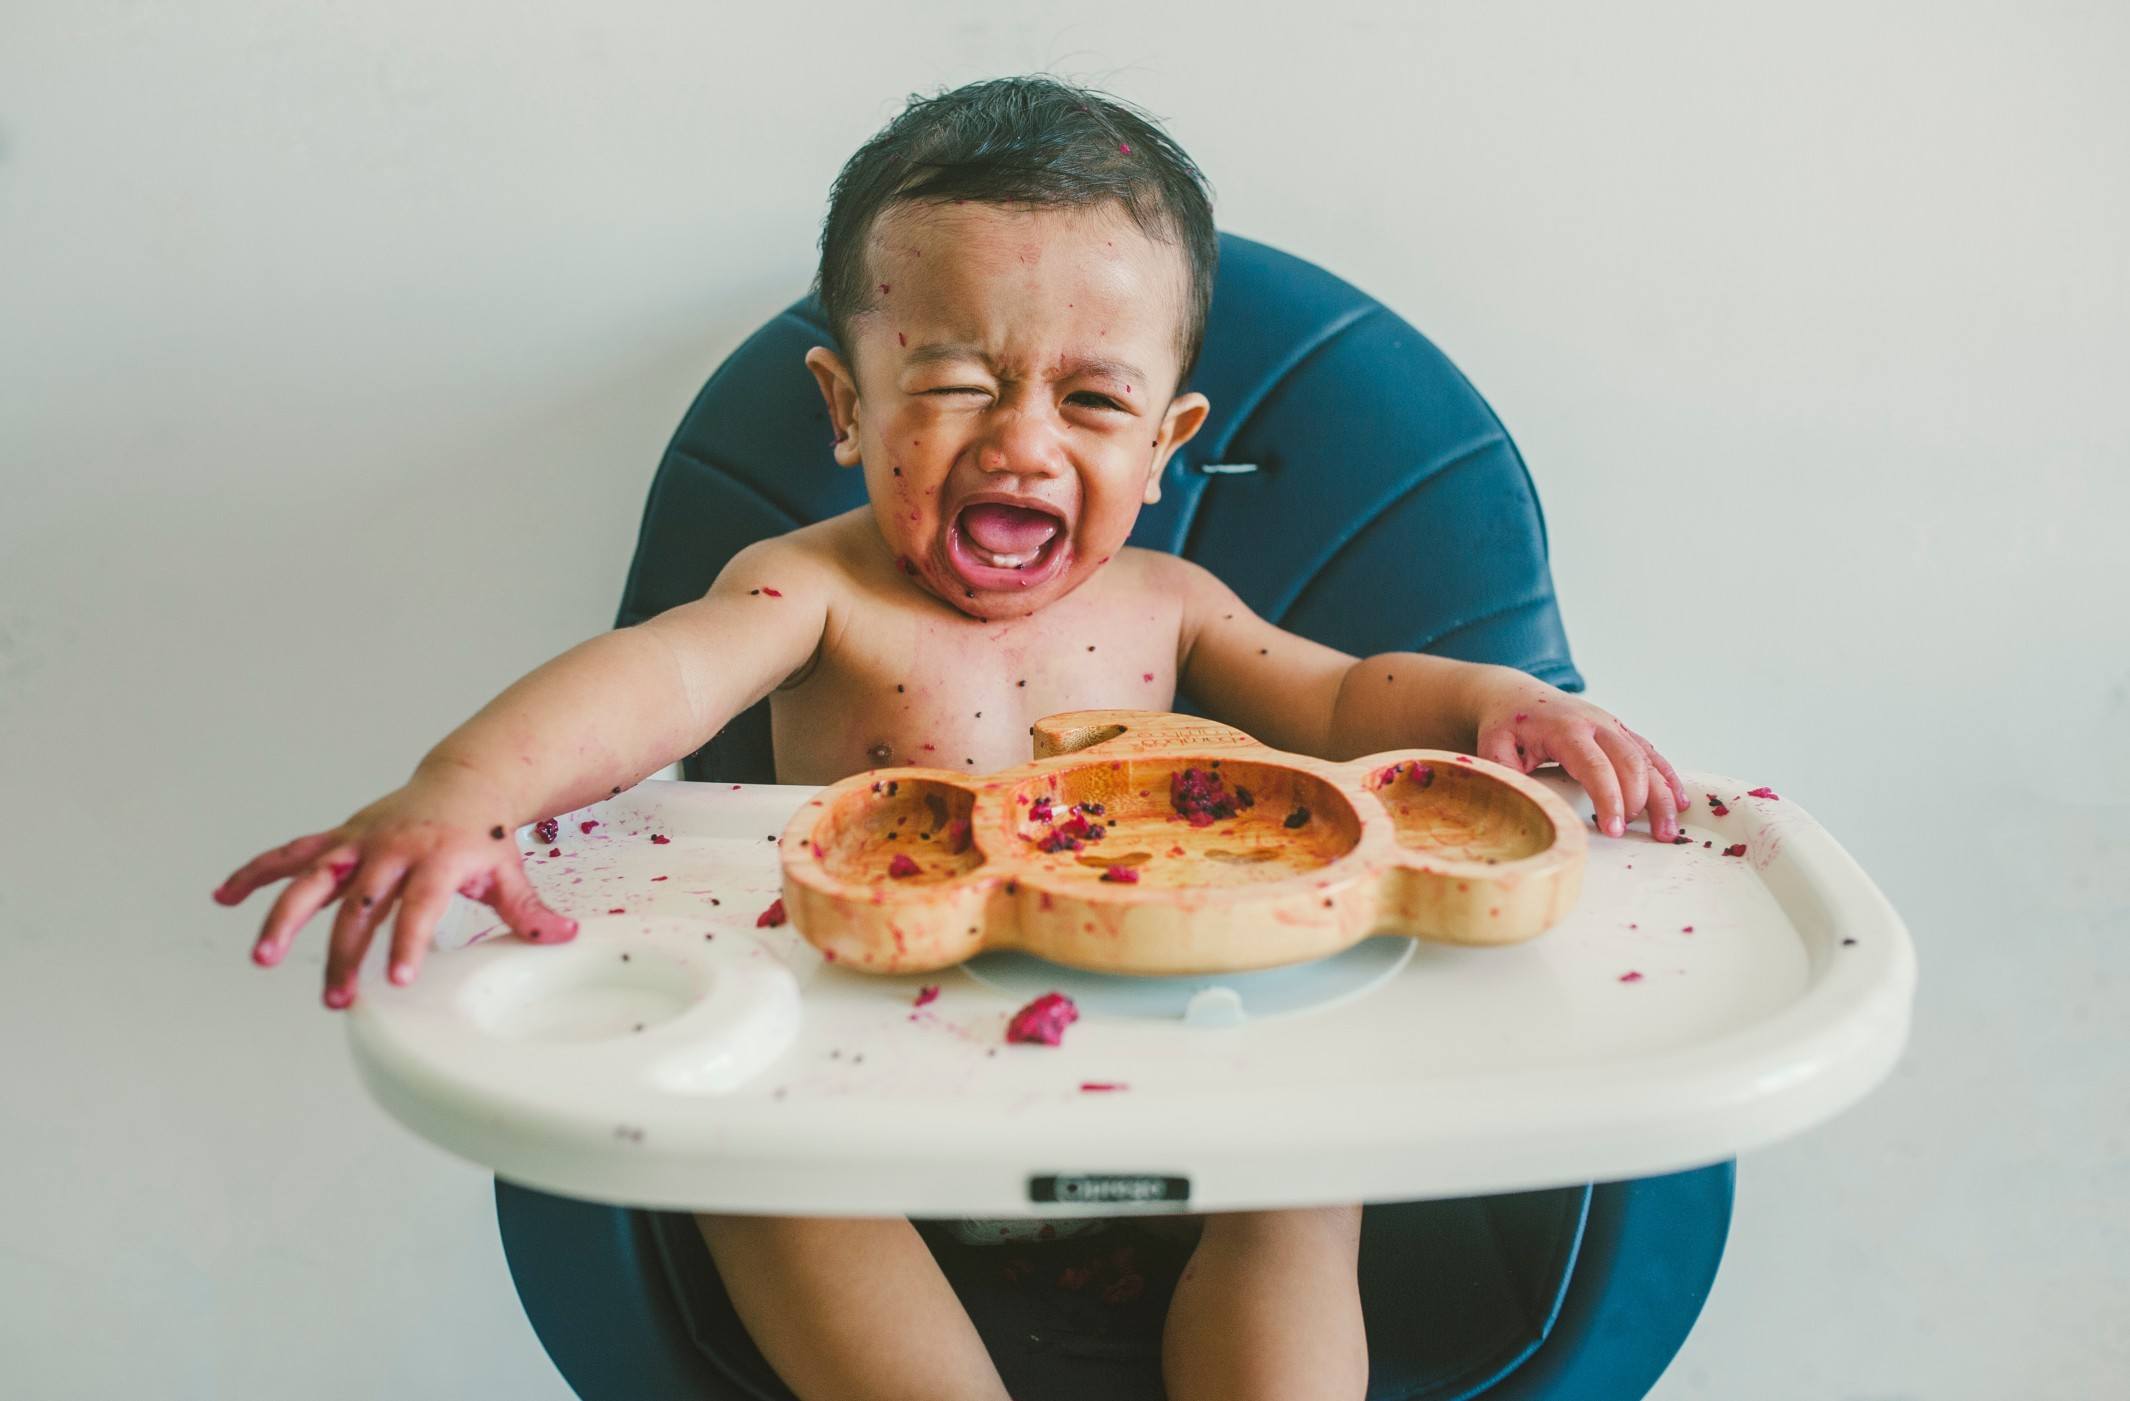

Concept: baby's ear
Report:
left=805, top=346, right=863, bottom=467
left=1146, top=390, right=1211, bottom=502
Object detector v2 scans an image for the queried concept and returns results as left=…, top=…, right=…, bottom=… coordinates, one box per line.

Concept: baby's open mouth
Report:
left=945, top=499, right=1072, bottom=592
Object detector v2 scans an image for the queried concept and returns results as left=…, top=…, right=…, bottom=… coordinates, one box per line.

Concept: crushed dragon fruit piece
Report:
left=580, top=820, right=600, bottom=835
left=1723, top=843, right=1748, bottom=858
left=1100, top=865, right=1140, bottom=883
left=913, top=984, right=940, bottom=1008
left=650, top=833, right=670, bottom=845
left=755, top=897, right=786, bottom=928
left=547, top=847, right=560, bottom=857
left=1029, top=796, right=1055, bottom=823
left=1080, top=1082, right=1127, bottom=1092
left=888, top=852, right=921, bottom=878
left=761, top=587, right=783, bottom=597
left=1746, top=786, right=1781, bottom=800
left=1618, top=970, right=1644, bottom=983
left=1706, top=795, right=1729, bottom=817
left=533, top=817, right=560, bottom=844
left=1037, top=830, right=1082, bottom=854
left=1005, top=991, right=1079, bottom=1046
left=1377, top=760, right=1434, bottom=788
left=1170, top=766, right=1240, bottom=827
left=944, top=817, right=972, bottom=854
left=1671, top=834, right=1692, bottom=844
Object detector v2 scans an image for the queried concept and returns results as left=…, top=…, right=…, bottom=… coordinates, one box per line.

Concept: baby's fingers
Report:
left=321, top=859, right=409, bottom=1008
left=1626, top=727, right=1687, bottom=811
left=253, top=846, right=360, bottom=967
left=1476, top=727, right=1528, bottom=774
left=215, top=831, right=339, bottom=906
left=387, top=866, right=461, bottom=988
left=1591, top=725, right=1654, bottom=836
left=1555, top=731, right=1626, bottom=836
left=1642, top=769, right=1682, bottom=842
left=476, top=858, right=579, bottom=946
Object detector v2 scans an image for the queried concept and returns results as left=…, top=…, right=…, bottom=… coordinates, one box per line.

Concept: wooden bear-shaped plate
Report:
left=777, top=709, right=1588, bottom=976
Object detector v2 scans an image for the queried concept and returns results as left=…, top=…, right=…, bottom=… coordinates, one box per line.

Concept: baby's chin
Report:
left=934, top=538, right=1088, bottom=619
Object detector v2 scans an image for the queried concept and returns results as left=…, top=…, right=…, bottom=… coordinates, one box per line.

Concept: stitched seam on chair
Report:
left=1175, top=300, right=1384, bottom=564
left=1420, top=592, right=1556, bottom=653
left=666, top=445, right=810, bottom=531
left=1264, top=431, right=1505, bottom=624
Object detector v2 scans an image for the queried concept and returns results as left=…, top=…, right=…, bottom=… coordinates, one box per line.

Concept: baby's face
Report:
left=807, top=200, right=1208, bottom=620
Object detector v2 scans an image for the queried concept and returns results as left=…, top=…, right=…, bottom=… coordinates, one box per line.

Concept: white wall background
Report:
left=4, top=2, right=2124, bottom=1397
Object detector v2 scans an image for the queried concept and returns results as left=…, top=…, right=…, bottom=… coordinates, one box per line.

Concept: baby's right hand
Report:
left=212, top=774, right=578, bottom=1009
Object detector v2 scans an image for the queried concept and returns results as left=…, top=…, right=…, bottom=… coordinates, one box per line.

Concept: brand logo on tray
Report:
left=1029, top=1173, right=1191, bottom=1204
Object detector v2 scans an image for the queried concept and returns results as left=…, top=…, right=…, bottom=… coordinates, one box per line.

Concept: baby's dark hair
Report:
left=814, top=75, right=1218, bottom=391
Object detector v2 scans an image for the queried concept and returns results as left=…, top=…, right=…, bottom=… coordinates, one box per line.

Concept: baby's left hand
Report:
left=1469, top=679, right=1687, bottom=842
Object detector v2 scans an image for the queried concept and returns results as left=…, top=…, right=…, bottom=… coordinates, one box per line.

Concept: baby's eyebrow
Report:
left=903, top=341, right=1145, bottom=385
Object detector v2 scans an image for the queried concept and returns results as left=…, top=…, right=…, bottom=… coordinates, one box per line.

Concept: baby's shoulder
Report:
left=1110, top=545, right=1237, bottom=611
left=713, top=510, right=871, bottom=601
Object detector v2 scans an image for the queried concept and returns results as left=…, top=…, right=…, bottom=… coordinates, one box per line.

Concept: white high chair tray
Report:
left=348, top=771, right=1915, bottom=1218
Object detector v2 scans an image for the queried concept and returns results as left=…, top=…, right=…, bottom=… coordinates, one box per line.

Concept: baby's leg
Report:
left=692, top=1212, right=1011, bottom=1401
left=1161, top=1204, right=1367, bottom=1401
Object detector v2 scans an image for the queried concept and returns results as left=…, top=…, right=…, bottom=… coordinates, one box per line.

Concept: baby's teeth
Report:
left=971, top=544, right=1029, bottom=568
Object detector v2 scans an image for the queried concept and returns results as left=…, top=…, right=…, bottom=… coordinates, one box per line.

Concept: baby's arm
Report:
left=1169, top=557, right=1687, bottom=842
left=213, top=538, right=829, bottom=1006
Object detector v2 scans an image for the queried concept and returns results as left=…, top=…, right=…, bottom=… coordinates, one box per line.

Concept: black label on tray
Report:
left=1028, top=1173, right=1191, bottom=1205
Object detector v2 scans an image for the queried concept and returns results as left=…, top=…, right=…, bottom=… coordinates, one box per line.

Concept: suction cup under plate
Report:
left=957, top=935, right=1415, bottom=1027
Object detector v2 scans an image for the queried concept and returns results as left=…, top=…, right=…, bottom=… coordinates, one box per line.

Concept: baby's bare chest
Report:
left=767, top=586, right=1185, bottom=785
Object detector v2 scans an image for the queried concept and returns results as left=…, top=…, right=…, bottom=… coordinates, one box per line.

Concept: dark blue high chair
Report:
left=495, top=233, right=1734, bottom=1399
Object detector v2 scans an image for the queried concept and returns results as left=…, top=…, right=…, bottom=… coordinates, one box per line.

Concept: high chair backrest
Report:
left=617, top=230, right=1584, bottom=781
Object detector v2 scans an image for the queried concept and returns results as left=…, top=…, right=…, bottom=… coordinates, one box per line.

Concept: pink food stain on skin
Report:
left=1006, top=991, right=1079, bottom=1046
left=1747, top=786, right=1782, bottom=800
left=1723, top=843, right=1748, bottom=857
left=1514, top=713, right=1529, bottom=723
left=1080, top=1082, right=1127, bottom=1092
left=1619, top=971, right=1644, bottom=983
left=650, top=833, right=670, bottom=845
left=761, top=587, right=782, bottom=597
left=896, top=555, right=917, bottom=575
left=944, top=817, right=972, bottom=854
left=897, top=331, right=907, bottom=347
left=914, top=984, right=940, bottom=1008
left=878, top=282, right=891, bottom=294
left=326, top=859, right=355, bottom=883
left=888, top=853, right=921, bottom=878
left=755, top=898, right=786, bottom=928
left=810, top=840, right=826, bottom=859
